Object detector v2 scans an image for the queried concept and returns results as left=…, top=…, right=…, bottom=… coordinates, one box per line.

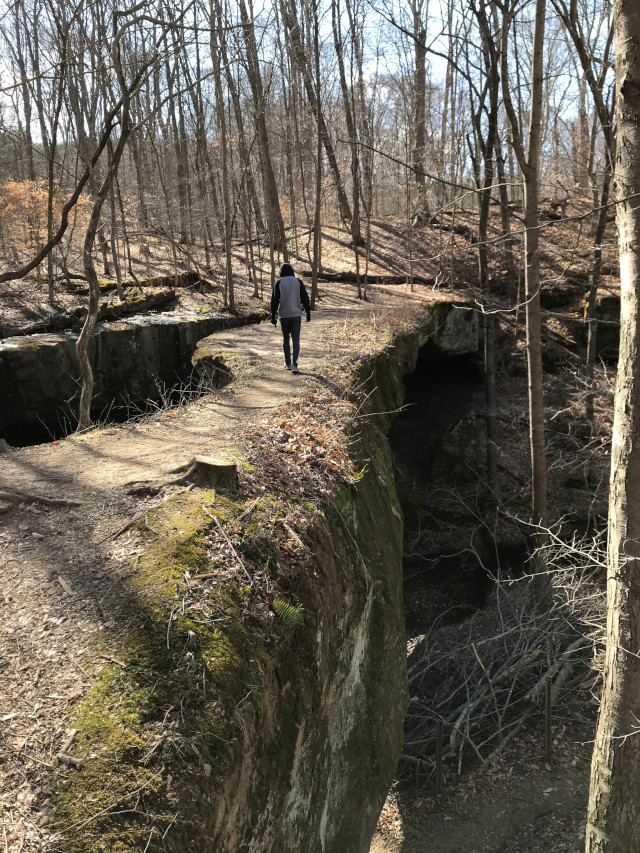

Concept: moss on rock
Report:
left=54, top=490, right=271, bottom=852
left=51, top=301, right=474, bottom=852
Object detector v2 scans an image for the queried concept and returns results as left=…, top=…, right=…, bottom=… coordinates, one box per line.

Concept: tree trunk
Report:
left=13, top=1, right=36, bottom=183
left=237, top=0, right=288, bottom=259
left=501, top=0, right=548, bottom=531
left=576, top=75, right=590, bottom=189
left=332, top=0, right=364, bottom=247
left=76, top=124, right=132, bottom=431
left=586, top=5, right=640, bottom=849
left=522, top=174, right=547, bottom=529
left=212, top=1, right=265, bottom=235
left=108, top=181, right=124, bottom=300
left=279, top=0, right=353, bottom=230
left=495, top=139, right=517, bottom=301
left=311, top=0, right=322, bottom=309
left=210, top=11, right=234, bottom=311
left=485, top=313, right=498, bottom=496
left=585, top=169, right=612, bottom=427
left=469, top=0, right=500, bottom=497
left=412, top=19, right=429, bottom=215
left=551, top=0, right=616, bottom=427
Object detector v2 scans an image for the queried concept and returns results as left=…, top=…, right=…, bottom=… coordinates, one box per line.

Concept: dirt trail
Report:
left=370, top=743, right=590, bottom=853
left=0, top=284, right=430, bottom=851
left=0, top=289, right=370, bottom=495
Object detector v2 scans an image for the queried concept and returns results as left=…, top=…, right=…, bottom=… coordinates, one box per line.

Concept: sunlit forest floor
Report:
left=0, top=200, right=617, bottom=334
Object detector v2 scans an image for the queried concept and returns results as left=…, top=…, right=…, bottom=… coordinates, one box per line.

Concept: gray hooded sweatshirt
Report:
left=271, top=263, right=311, bottom=321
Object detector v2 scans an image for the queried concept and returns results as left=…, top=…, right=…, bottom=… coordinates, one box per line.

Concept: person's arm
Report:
left=270, top=281, right=280, bottom=324
left=299, top=280, right=311, bottom=321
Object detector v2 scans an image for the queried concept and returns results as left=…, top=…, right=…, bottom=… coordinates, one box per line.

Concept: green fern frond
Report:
left=273, top=596, right=303, bottom=630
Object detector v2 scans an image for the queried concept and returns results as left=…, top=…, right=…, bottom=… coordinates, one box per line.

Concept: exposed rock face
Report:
left=0, top=310, right=266, bottom=439
left=415, top=300, right=479, bottom=355
left=205, top=303, right=479, bottom=851
left=51, top=301, right=478, bottom=853
left=208, top=452, right=407, bottom=853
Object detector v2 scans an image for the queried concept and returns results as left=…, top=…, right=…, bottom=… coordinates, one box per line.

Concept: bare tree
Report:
left=500, top=0, right=549, bottom=532
left=237, top=0, right=289, bottom=259
left=279, top=0, right=354, bottom=232
left=553, top=0, right=615, bottom=427
left=332, top=0, right=364, bottom=248
left=586, top=3, right=640, bottom=849
left=76, top=3, right=183, bottom=430
left=210, top=0, right=234, bottom=309
left=466, top=0, right=501, bottom=496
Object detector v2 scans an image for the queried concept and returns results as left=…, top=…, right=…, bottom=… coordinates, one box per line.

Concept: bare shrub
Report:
left=401, top=526, right=605, bottom=785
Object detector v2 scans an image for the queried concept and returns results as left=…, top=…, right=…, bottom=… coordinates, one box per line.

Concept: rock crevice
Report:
left=51, top=301, right=479, bottom=852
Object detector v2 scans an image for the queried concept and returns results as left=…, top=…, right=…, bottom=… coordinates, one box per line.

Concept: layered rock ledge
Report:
left=0, top=309, right=267, bottom=440
left=48, top=300, right=478, bottom=852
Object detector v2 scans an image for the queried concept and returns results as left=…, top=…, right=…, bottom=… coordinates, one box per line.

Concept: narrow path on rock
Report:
left=0, top=284, right=434, bottom=851
left=0, top=288, right=379, bottom=496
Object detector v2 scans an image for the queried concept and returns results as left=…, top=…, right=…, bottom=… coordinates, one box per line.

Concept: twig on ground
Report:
left=202, top=505, right=253, bottom=586
left=56, top=728, right=83, bottom=769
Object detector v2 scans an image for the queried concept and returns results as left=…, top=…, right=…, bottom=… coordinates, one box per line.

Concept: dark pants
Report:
left=280, top=315, right=302, bottom=366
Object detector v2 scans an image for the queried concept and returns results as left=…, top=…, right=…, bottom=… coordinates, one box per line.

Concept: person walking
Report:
left=270, top=263, right=311, bottom=374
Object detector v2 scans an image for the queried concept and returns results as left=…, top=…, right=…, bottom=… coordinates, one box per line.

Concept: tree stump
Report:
left=180, top=456, right=238, bottom=490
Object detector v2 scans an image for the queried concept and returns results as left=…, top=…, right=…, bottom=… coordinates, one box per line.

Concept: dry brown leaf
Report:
left=57, top=576, right=74, bottom=596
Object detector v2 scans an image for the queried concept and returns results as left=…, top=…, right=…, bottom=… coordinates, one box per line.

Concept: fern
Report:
left=273, top=596, right=303, bottom=630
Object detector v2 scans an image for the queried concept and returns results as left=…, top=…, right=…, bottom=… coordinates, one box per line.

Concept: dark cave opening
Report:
left=2, top=373, right=210, bottom=448
left=388, top=345, right=497, bottom=638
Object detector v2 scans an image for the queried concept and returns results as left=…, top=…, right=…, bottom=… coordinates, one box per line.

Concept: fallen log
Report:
left=298, top=270, right=436, bottom=286
left=426, top=217, right=476, bottom=243
left=4, top=288, right=176, bottom=338
left=66, top=270, right=219, bottom=294
left=94, top=287, right=176, bottom=324
left=3, top=308, right=85, bottom=338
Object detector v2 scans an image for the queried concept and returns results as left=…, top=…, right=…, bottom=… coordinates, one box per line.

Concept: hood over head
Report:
left=279, top=263, right=295, bottom=278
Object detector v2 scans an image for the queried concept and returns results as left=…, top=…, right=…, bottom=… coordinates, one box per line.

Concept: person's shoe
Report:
left=291, top=364, right=299, bottom=374
left=285, top=362, right=292, bottom=370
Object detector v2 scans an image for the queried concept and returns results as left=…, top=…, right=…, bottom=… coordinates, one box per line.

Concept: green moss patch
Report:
left=54, top=489, right=276, bottom=852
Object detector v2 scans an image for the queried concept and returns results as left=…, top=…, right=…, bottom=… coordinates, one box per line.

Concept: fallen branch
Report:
left=400, top=553, right=604, bottom=782
left=236, top=496, right=261, bottom=522
left=57, top=576, right=74, bottom=596
left=58, top=729, right=78, bottom=756
left=0, top=490, right=81, bottom=507
left=202, top=505, right=253, bottom=586
left=282, top=521, right=306, bottom=552
left=99, top=655, right=127, bottom=669
left=57, top=729, right=84, bottom=770
left=298, top=269, right=436, bottom=286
